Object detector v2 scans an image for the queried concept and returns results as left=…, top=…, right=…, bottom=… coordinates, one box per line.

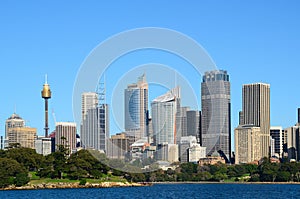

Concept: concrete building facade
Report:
left=241, top=83, right=270, bottom=159
left=55, top=122, right=77, bottom=153
left=234, top=125, right=261, bottom=164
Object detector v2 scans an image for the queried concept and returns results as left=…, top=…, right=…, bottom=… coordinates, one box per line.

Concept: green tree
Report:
left=5, top=148, right=45, bottom=171
left=259, top=162, right=279, bottom=182
left=0, top=158, right=27, bottom=188
left=276, top=171, right=291, bottom=182
left=14, top=173, right=30, bottom=187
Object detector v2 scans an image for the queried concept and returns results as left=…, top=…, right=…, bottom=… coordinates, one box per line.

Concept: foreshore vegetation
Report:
left=1, top=145, right=300, bottom=189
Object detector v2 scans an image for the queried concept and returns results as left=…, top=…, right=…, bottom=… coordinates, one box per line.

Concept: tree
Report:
left=14, top=173, right=30, bottom=187
left=259, top=162, right=279, bottom=182
left=276, top=171, right=291, bottom=182
left=0, top=158, right=27, bottom=188
left=5, top=148, right=45, bottom=171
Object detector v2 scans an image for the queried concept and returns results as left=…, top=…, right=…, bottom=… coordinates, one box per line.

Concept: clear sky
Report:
left=1, top=1, right=300, bottom=151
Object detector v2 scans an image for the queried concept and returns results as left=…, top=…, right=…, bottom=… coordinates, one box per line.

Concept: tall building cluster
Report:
left=2, top=69, right=300, bottom=168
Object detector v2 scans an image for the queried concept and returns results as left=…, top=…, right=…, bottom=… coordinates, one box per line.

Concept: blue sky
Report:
left=1, top=1, right=300, bottom=150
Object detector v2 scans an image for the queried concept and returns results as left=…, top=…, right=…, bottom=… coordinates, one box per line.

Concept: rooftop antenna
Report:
left=45, top=74, right=48, bottom=84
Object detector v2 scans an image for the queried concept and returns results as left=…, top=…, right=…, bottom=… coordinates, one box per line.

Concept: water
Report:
left=1, top=183, right=300, bottom=199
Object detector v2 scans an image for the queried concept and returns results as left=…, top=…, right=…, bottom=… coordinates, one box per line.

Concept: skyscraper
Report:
left=5, top=113, right=36, bottom=149
left=81, top=92, right=109, bottom=152
left=151, top=87, right=180, bottom=145
left=241, top=83, right=270, bottom=159
left=7, top=127, right=37, bottom=149
left=201, top=70, right=231, bottom=158
left=186, top=110, right=201, bottom=142
left=176, top=106, right=189, bottom=141
left=124, top=74, right=148, bottom=141
left=235, top=125, right=261, bottom=164
left=55, top=122, right=77, bottom=153
left=270, top=126, right=283, bottom=158
left=81, top=92, right=98, bottom=121
left=5, top=113, right=25, bottom=139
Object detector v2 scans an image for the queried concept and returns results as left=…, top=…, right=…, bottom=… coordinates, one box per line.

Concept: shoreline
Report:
left=0, top=181, right=151, bottom=191
left=2, top=181, right=300, bottom=191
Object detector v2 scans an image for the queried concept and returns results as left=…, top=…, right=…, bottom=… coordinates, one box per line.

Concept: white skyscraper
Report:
left=81, top=92, right=98, bottom=121
left=81, top=92, right=109, bottom=152
left=151, top=87, right=180, bottom=145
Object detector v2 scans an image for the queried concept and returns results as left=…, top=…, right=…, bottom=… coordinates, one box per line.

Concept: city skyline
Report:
left=1, top=1, right=300, bottom=154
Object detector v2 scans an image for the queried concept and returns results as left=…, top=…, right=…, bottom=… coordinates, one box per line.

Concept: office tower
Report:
left=176, top=107, right=189, bottom=141
left=242, top=83, right=270, bottom=159
left=35, top=136, right=52, bottom=156
left=41, top=75, right=52, bottom=137
left=284, top=126, right=300, bottom=161
left=270, top=126, right=283, bottom=158
left=81, top=92, right=98, bottom=122
left=124, top=74, right=148, bottom=141
left=234, top=125, right=261, bottom=164
left=5, top=113, right=25, bottom=139
left=5, top=113, right=36, bottom=149
left=7, top=127, right=37, bottom=149
left=151, top=87, right=180, bottom=145
left=107, top=133, right=131, bottom=159
left=186, top=110, right=201, bottom=142
left=55, top=122, right=77, bottom=153
left=201, top=70, right=231, bottom=158
left=81, top=92, right=109, bottom=152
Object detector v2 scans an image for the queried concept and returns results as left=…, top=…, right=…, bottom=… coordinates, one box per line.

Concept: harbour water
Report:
left=1, top=183, right=300, bottom=199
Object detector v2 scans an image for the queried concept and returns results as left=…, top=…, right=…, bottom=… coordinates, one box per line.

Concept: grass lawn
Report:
left=28, top=173, right=128, bottom=185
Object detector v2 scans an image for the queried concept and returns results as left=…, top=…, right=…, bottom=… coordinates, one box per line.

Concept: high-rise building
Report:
left=270, top=126, right=283, bottom=158
left=186, top=110, right=201, bottom=142
left=55, top=122, right=77, bottom=153
left=81, top=92, right=109, bottom=152
left=241, top=83, right=270, bottom=159
left=176, top=107, right=189, bottom=141
left=81, top=92, right=98, bottom=122
left=5, top=113, right=25, bottom=139
left=7, top=127, right=37, bottom=149
left=124, top=74, right=148, bottom=141
left=107, top=133, right=131, bottom=159
left=284, top=126, right=300, bottom=161
left=151, top=87, right=180, bottom=145
left=234, top=125, right=261, bottom=164
left=5, top=113, right=36, bottom=149
left=201, top=70, right=231, bottom=158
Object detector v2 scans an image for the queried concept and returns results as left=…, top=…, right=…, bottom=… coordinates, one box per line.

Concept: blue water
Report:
left=0, top=183, right=300, bottom=199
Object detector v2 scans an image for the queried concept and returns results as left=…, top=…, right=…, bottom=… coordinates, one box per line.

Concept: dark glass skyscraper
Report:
left=201, top=70, right=231, bottom=159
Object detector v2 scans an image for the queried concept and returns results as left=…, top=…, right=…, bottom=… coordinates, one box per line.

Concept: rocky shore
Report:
left=1, top=182, right=151, bottom=191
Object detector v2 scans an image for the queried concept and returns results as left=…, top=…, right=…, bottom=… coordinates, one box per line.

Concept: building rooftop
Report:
left=8, top=113, right=23, bottom=120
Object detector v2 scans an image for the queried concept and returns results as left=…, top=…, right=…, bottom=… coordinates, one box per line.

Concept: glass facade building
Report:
left=124, top=74, right=148, bottom=140
left=201, top=70, right=231, bottom=159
